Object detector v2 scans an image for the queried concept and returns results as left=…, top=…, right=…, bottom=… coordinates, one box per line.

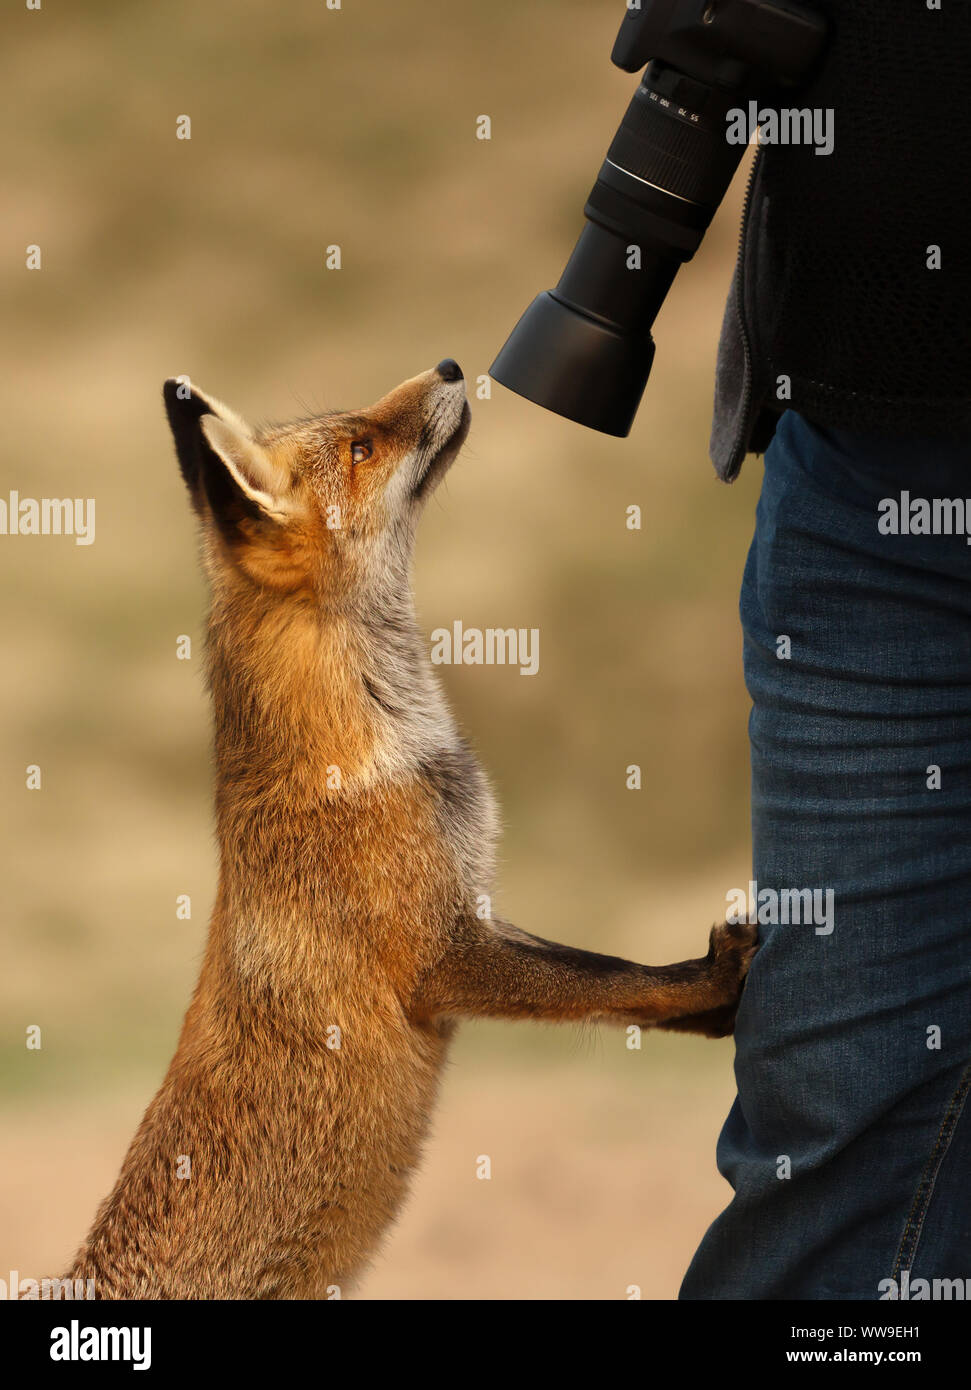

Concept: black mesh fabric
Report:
left=756, top=0, right=971, bottom=436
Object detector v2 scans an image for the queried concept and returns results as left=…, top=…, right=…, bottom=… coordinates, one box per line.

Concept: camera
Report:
left=489, top=0, right=827, bottom=437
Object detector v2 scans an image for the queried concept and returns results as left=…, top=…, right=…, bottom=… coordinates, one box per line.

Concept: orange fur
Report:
left=56, top=366, right=755, bottom=1299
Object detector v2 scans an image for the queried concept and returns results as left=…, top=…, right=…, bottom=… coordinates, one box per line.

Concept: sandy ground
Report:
left=0, top=1050, right=737, bottom=1301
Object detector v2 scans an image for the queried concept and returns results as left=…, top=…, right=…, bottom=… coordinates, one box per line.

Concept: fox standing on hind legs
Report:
left=64, top=361, right=755, bottom=1299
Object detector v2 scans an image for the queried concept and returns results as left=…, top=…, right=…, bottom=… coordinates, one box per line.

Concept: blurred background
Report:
left=0, top=0, right=761, bottom=1298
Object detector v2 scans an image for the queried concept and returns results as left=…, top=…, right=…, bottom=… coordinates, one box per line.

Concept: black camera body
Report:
left=612, top=0, right=826, bottom=89
left=490, top=0, right=827, bottom=437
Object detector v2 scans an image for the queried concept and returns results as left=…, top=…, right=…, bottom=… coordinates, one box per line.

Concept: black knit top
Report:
left=711, top=0, right=971, bottom=477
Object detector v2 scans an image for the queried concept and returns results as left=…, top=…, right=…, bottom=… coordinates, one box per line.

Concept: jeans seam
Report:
left=891, top=1060, right=971, bottom=1280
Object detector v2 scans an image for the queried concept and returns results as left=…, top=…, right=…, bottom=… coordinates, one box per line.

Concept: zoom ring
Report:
left=607, top=86, right=745, bottom=208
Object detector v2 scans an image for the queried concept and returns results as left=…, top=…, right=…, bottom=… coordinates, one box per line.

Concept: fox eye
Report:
left=350, top=439, right=373, bottom=465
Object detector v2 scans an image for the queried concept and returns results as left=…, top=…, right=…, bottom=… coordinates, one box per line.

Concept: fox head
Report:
left=163, top=363, right=471, bottom=775
left=163, top=361, right=469, bottom=605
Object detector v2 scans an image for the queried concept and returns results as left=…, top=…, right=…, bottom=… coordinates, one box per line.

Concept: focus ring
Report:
left=606, top=85, right=745, bottom=209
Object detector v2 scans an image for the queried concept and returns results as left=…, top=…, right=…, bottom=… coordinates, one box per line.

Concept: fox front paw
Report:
left=655, top=920, right=758, bottom=1039
left=707, top=917, right=759, bottom=993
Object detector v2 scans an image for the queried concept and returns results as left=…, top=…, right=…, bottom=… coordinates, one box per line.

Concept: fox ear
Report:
left=198, top=414, right=294, bottom=521
left=163, top=378, right=293, bottom=526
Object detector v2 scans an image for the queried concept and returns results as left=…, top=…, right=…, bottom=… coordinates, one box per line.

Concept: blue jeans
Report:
left=681, top=411, right=971, bottom=1300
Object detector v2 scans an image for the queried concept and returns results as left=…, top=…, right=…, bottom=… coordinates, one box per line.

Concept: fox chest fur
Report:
left=79, top=727, right=497, bottom=1300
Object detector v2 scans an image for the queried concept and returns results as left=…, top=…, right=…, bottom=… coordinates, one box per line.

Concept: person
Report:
left=680, top=0, right=971, bottom=1300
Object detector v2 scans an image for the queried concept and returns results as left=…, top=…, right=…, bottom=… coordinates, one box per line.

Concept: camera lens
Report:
left=604, top=62, right=745, bottom=210
left=490, top=63, right=747, bottom=437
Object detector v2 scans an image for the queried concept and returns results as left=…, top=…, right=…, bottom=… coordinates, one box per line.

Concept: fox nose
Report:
left=436, top=359, right=463, bottom=383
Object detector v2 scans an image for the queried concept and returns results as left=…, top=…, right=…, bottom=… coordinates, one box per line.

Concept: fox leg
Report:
left=413, top=919, right=756, bottom=1039
left=653, top=1002, right=744, bottom=1039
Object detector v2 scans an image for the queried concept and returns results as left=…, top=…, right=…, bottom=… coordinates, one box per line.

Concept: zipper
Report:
left=728, top=144, right=764, bottom=478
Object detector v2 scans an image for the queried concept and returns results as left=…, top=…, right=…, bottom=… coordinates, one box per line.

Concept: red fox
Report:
left=61, top=362, right=755, bottom=1299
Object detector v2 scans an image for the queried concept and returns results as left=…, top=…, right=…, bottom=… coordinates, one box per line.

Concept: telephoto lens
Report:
left=490, top=0, right=827, bottom=437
